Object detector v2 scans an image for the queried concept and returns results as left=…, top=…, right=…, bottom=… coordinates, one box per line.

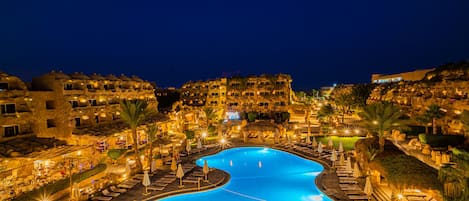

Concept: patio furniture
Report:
left=91, top=196, right=113, bottom=201
left=102, top=189, right=120, bottom=197
left=147, top=186, right=165, bottom=191
left=110, top=186, right=126, bottom=193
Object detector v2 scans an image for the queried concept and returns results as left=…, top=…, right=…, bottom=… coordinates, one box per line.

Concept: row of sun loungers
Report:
left=335, top=165, right=369, bottom=201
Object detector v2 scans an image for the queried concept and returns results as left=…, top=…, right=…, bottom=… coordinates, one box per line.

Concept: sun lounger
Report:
left=110, top=186, right=127, bottom=193
left=153, top=182, right=169, bottom=187
left=102, top=189, right=120, bottom=197
left=344, top=190, right=365, bottom=195
left=347, top=195, right=369, bottom=200
left=91, top=196, right=113, bottom=201
left=147, top=186, right=165, bottom=191
left=117, top=184, right=134, bottom=189
left=163, top=174, right=176, bottom=178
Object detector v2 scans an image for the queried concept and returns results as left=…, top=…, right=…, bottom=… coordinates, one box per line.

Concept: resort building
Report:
left=0, top=72, right=35, bottom=142
left=31, top=71, right=158, bottom=145
left=371, top=68, right=435, bottom=84
left=180, top=74, right=293, bottom=117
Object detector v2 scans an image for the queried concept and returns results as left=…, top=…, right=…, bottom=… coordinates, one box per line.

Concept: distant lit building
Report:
left=180, top=74, right=293, bottom=118
left=371, top=68, right=435, bottom=84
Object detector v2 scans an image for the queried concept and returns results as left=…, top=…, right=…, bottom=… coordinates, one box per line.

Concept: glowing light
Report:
left=344, top=129, right=350, bottom=134
left=397, top=193, right=403, bottom=199
left=373, top=120, right=378, bottom=125
left=258, top=161, right=262, bottom=168
left=202, top=132, right=207, bottom=138
left=221, top=138, right=226, bottom=144
left=354, top=129, right=360, bottom=134
left=332, top=130, right=337, bottom=134
left=77, top=151, right=82, bottom=156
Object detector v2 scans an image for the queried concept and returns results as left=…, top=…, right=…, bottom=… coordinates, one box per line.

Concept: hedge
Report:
left=14, top=164, right=107, bottom=201
left=418, top=134, right=466, bottom=148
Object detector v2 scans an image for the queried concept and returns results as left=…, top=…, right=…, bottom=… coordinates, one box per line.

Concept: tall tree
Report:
left=318, top=104, right=334, bottom=135
left=202, top=107, right=217, bottom=128
left=146, top=124, right=158, bottom=172
left=334, top=93, right=353, bottom=123
left=424, top=104, right=445, bottom=135
left=358, top=101, right=409, bottom=151
left=318, top=104, right=334, bottom=124
left=120, top=99, right=150, bottom=171
left=350, top=84, right=375, bottom=109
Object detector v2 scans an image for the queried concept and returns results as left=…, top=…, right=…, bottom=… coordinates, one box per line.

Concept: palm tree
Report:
left=334, top=93, right=353, bottom=123
left=120, top=99, right=150, bottom=171
left=318, top=104, right=334, bottom=134
left=146, top=124, right=158, bottom=172
left=358, top=101, right=409, bottom=151
left=202, top=107, right=217, bottom=128
left=304, top=98, right=313, bottom=143
left=424, top=104, right=445, bottom=135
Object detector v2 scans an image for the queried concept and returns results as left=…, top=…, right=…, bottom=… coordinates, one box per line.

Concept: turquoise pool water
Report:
left=159, top=147, right=332, bottom=201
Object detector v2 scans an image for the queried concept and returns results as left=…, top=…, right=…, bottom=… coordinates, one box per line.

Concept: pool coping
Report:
left=154, top=144, right=336, bottom=201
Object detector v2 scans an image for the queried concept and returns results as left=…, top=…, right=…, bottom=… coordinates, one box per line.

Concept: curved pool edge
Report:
left=144, top=169, right=231, bottom=201
left=156, top=145, right=335, bottom=201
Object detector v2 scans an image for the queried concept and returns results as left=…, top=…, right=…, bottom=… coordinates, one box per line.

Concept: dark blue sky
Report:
left=1, top=1, right=469, bottom=90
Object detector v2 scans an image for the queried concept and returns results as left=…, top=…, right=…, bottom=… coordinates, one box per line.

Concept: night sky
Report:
left=1, top=1, right=469, bottom=90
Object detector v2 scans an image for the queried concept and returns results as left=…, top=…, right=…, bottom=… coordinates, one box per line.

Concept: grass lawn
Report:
left=315, top=136, right=363, bottom=151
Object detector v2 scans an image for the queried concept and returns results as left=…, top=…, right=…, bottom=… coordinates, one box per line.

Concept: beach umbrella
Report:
left=306, top=134, right=311, bottom=144
left=331, top=148, right=337, bottom=163
left=176, top=164, right=185, bottom=187
left=339, top=153, right=345, bottom=166
left=170, top=157, right=177, bottom=173
left=338, top=141, right=344, bottom=152
left=364, top=176, right=373, bottom=199
left=197, top=137, right=202, bottom=149
left=346, top=156, right=352, bottom=172
left=203, top=160, right=210, bottom=182
left=317, top=142, right=323, bottom=154
left=353, top=162, right=361, bottom=178
left=142, top=170, right=151, bottom=194
left=312, top=137, right=317, bottom=148
left=151, top=160, right=157, bottom=173
left=328, top=137, right=333, bottom=149
left=186, top=140, right=192, bottom=155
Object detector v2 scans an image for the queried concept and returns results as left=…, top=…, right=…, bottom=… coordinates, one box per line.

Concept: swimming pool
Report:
left=159, top=147, right=332, bottom=201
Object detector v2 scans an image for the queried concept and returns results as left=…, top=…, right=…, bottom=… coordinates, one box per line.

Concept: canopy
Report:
left=312, top=137, right=317, bottom=147
left=364, top=176, right=373, bottom=197
left=328, top=137, right=333, bottom=148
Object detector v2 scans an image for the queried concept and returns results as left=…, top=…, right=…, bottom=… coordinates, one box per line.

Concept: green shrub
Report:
left=14, top=164, right=107, bottom=201
left=418, top=134, right=427, bottom=144
left=184, top=130, right=195, bottom=140
left=247, top=112, right=258, bottom=122
left=107, top=149, right=127, bottom=161
left=419, top=134, right=465, bottom=148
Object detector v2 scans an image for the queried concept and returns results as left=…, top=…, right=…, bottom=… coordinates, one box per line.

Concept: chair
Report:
left=102, top=189, right=120, bottom=197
